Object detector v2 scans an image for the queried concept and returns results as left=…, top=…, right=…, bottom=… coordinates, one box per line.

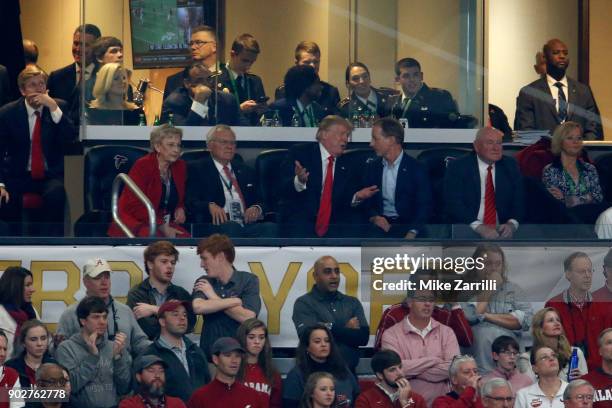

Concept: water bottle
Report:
left=273, top=110, right=281, bottom=127
left=153, top=115, right=161, bottom=126
left=167, top=113, right=174, bottom=127
left=568, top=348, right=579, bottom=381
left=351, top=112, right=360, bottom=128
left=291, top=112, right=301, bottom=127
left=138, top=113, right=146, bottom=126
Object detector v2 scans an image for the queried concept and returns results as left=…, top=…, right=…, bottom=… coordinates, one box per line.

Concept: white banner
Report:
left=0, top=244, right=609, bottom=347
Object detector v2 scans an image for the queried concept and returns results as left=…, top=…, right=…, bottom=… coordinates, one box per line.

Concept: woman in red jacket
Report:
left=236, top=318, right=282, bottom=408
left=108, top=124, right=190, bottom=237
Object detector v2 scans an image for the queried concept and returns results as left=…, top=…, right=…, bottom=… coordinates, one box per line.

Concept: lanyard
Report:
left=227, top=64, right=250, bottom=107
left=219, top=168, right=235, bottom=198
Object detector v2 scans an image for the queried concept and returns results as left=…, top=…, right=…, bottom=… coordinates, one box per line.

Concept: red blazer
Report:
left=108, top=152, right=189, bottom=237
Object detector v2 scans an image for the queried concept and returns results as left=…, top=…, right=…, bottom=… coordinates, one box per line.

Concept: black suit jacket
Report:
left=391, top=83, right=459, bottom=128
left=161, top=87, right=240, bottom=126
left=268, top=98, right=326, bottom=127
left=361, top=153, right=432, bottom=232
left=213, top=66, right=266, bottom=125
left=279, top=143, right=359, bottom=228
left=338, top=88, right=394, bottom=119
left=0, top=65, right=10, bottom=107
left=47, top=64, right=77, bottom=104
left=163, top=69, right=188, bottom=101
left=0, top=98, right=74, bottom=186
left=275, top=80, right=340, bottom=116
left=443, top=153, right=524, bottom=225
left=515, top=76, right=602, bottom=140
left=186, top=156, right=263, bottom=223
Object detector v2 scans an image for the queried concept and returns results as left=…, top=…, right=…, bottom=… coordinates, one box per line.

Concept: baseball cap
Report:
left=133, top=355, right=167, bottom=373
left=211, top=337, right=245, bottom=355
left=83, top=258, right=111, bottom=278
left=157, top=299, right=191, bottom=317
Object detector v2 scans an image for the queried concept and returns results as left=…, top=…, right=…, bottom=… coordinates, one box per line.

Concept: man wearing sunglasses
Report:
left=292, top=255, right=369, bottom=373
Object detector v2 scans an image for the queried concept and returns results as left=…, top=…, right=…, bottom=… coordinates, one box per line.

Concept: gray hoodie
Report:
left=56, top=332, right=132, bottom=408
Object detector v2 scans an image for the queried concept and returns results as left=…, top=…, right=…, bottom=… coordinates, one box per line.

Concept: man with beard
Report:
left=142, top=300, right=210, bottom=402
left=119, top=355, right=186, bottom=408
left=515, top=38, right=602, bottom=140
left=127, top=241, right=195, bottom=339
left=293, top=255, right=369, bottom=373
left=187, top=337, right=264, bottom=408
left=433, top=355, right=484, bottom=408
left=381, top=288, right=460, bottom=406
left=581, top=328, right=612, bottom=408
left=355, top=349, right=427, bottom=408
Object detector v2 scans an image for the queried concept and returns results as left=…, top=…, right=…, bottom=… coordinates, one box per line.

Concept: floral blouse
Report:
left=542, top=159, right=603, bottom=207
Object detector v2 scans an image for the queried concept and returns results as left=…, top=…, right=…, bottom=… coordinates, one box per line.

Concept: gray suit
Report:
left=515, top=76, right=602, bottom=140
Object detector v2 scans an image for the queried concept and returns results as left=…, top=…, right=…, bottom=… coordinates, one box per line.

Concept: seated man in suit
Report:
left=274, top=41, right=340, bottom=116
left=213, top=33, right=267, bottom=126
left=338, top=62, right=394, bottom=121
left=515, top=38, right=603, bottom=140
left=161, top=63, right=240, bottom=126
left=392, top=58, right=459, bottom=128
left=0, top=65, right=75, bottom=235
left=443, top=127, right=524, bottom=240
left=355, top=117, right=432, bottom=238
left=186, top=125, right=274, bottom=237
left=268, top=65, right=325, bottom=127
left=279, top=115, right=372, bottom=237
left=47, top=24, right=101, bottom=127
left=164, top=25, right=218, bottom=100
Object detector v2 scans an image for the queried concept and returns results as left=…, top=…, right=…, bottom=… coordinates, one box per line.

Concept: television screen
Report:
left=129, top=0, right=216, bottom=69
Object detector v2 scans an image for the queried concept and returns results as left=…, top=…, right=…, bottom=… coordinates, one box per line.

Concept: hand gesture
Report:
left=0, top=187, right=9, bottom=207
left=355, top=185, right=379, bottom=201
left=133, top=303, right=158, bottom=319
left=194, top=279, right=218, bottom=299
left=208, top=203, right=228, bottom=225
left=345, top=317, right=360, bottom=329
left=240, top=100, right=258, bottom=112
left=397, top=378, right=413, bottom=406
left=294, top=161, right=309, bottom=184
left=82, top=330, right=99, bottom=355
left=244, top=206, right=261, bottom=224
left=476, top=224, right=499, bottom=240
left=112, top=332, right=127, bottom=357
left=370, top=216, right=391, bottom=232
left=193, top=85, right=212, bottom=103
left=497, top=222, right=515, bottom=239
left=174, top=207, right=186, bottom=224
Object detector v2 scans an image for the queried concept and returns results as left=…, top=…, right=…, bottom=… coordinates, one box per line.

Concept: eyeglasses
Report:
left=570, top=395, right=594, bottom=402
left=188, top=40, right=214, bottom=48
left=536, top=352, right=558, bottom=362
left=485, top=396, right=515, bottom=403
left=499, top=351, right=519, bottom=357
left=212, top=139, right=237, bottom=146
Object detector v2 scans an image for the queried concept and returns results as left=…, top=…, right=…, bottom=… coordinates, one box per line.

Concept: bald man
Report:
left=443, top=127, right=524, bottom=239
left=292, top=255, right=369, bottom=372
left=516, top=38, right=602, bottom=140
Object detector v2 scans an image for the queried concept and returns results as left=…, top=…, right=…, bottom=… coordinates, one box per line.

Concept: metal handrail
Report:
left=111, top=173, right=156, bottom=238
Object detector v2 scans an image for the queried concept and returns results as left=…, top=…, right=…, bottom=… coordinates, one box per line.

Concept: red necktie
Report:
left=31, top=111, right=45, bottom=180
left=484, top=165, right=496, bottom=225
left=315, top=156, right=334, bottom=237
left=223, top=165, right=246, bottom=209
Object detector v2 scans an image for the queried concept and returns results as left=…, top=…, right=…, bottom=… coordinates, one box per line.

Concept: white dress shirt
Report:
left=294, top=143, right=335, bottom=193
left=212, top=159, right=244, bottom=215
left=24, top=100, right=62, bottom=171
left=546, top=74, right=569, bottom=114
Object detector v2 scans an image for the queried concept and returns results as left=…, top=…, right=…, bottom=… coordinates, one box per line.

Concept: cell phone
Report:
left=256, top=96, right=270, bottom=103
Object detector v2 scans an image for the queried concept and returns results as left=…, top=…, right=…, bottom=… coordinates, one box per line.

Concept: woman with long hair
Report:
left=517, top=307, right=587, bottom=381
left=462, top=244, right=533, bottom=373
left=515, top=345, right=567, bottom=408
left=0, top=267, right=38, bottom=357
left=299, top=372, right=336, bottom=408
left=86, top=62, right=143, bottom=125
left=236, top=318, right=282, bottom=408
left=6, top=320, right=56, bottom=392
left=282, top=324, right=358, bottom=408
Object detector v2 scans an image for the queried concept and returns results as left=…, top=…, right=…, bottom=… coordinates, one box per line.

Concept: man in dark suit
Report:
left=163, top=25, right=218, bottom=100
left=186, top=125, right=274, bottom=237
left=161, top=63, right=240, bottom=126
left=0, top=64, right=10, bottom=107
left=356, top=117, right=432, bottom=238
left=391, top=58, right=459, bottom=129
left=47, top=24, right=101, bottom=127
left=0, top=65, right=75, bottom=235
left=212, top=34, right=267, bottom=126
left=515, top=38, right=603, bottom=140
left=269, top=65, right=326, bottom=127
left=338, top=62, right=395, bottom=121
left=274, top=41, right=340, bottom=116
left=279, top=115, right=373, bottom=237
left=443, top=127, right=524, bottom=240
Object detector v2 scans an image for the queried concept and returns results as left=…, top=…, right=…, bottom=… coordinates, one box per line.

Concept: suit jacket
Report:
left=107, top=152, right=187, bottom=237
left=515, top=76, right=602, bottom=140
left=268, top=97, right=326, bottom=127
left=362, top=153, right=432, bottom=232
left=391, top=83, right=459, bottom=128
left=0, top=64, right=10, bottom=106
left=0, top=98, right=74, bottom=186
left=47, top=63, right=82, bottom=127
left=338, top=88, right=394, bottom=119
left=275, top=80, right=340, bottom=116
left=279, top=143, right=360, bottom=227
left=443, top=153, right=524, bottom=225
left=160, top=86, right=240, bottom=126
left=213, top=65, right=266, bottom=125
left=185, top=155, right=263, bottom=223
left=163, top=68, right=188, bottom=101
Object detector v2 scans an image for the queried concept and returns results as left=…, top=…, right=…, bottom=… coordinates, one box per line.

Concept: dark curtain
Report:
left=0, top=0, right=24, bottom=101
